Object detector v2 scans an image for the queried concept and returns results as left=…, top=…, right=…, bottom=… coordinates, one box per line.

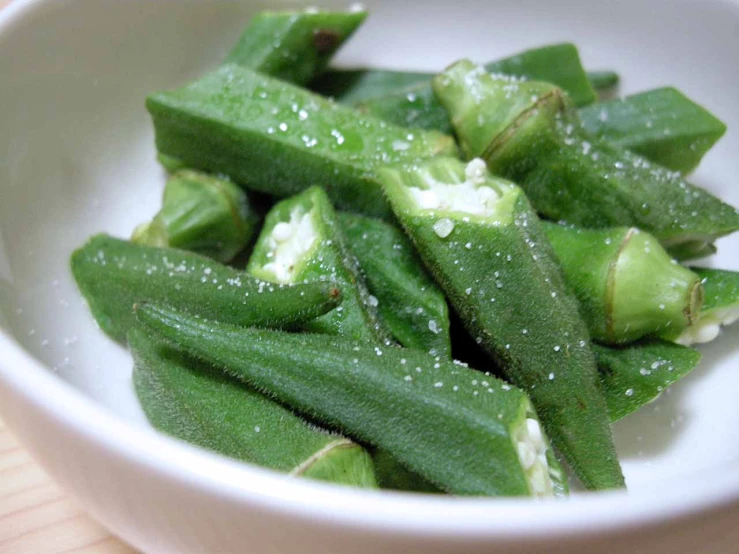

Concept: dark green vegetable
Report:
left=579, top=87, right=727, bottom=174
left=136, top=302, right=568, bottom=497
left=156, top=153, right=188, bottom=174
left=311, top=69, right=431, bottom=105
left=339, top=212, right=451, bottom=356
left=486, top=43, right=596, bottom=107
left=130, top=328, right=377, bottom=487
left=666, top=240, right=717, bottom=262
left=433, top=59, right=739, bottom=253
left=359, top=42, right=596, bottom=134
left=666, top=268, right=739, bottom=345
left=587, top=70, right=620, bottom=93
left=70, top=234, right=341, bottom=343
left=371, top=449, right=441, bottom=493
left=543, top=222, right=702, bottom=344
left=594, top=339, right=701, bottom=421
left=378, top=156, right=624, bottom=491
left=147, top=63, right=457, bottom=219
left=247, top=187, right=386, bottom=342
left=132, top=170, right=258, bottom=263
left=225, top=9, right=367, bottom=86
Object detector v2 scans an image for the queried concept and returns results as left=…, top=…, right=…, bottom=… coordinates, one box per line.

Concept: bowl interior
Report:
left=1, top=0, right=739, bottom=496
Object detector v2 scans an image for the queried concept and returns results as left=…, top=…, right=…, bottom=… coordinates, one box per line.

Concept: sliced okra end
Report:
left=670, top=268, right=739, bottom=346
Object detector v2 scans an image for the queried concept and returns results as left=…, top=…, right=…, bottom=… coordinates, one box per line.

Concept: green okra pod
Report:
left=586, top=70, right=620, bottom=94
left=225, top=9, right=367, bottom=86
left=247, top=187, right=386, bottom=342
left=132, top=169, right=258, bottom=263
left=370, top=448, right=441, bottom=493
left=136, top=302, right=568, bottom=497
left=70, top=234, right=341, bottom=343
left=433, top=60, right=739, bottom=253
left=358, top=42, right=596, bottom=134
left=665, top=240, right=718, bottom=262
left=579, top=87, right=727, bottom=174
left=156, top=153, right=188, bottom=174
left=338, top=212, right=451, bottom=357
left=378, top=156, right=624, bottom=491
left=543, top=222, right=703, bottom=344
left=594, top=339, right=702, bottom=422
left=130, top=329, right=377, bottom=487
left=311, top=69, right=431, bottom=105
left=667, top=268, right=739, bottom=345
left=146, top=64, right=457, bottom=219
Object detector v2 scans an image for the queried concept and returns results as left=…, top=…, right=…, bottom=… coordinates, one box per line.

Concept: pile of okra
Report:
left=71, top=8, right=739, bottom=497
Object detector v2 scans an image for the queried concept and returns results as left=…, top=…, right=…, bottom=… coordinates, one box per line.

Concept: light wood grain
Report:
left=0, top=420, right=137, bottom=553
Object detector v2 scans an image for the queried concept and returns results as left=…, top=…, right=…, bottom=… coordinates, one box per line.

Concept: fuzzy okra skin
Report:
left=247, top=187, right=387, bottom=342
left=357, top=43, right=596, bottom=134
left=311, top=69, right=432, bottom=105
left=225, top=9, right=367, bottom=86
left=594, top=339, right=701, bottom=422
left=130, top=329, right=377, bottom=487
left=542, top=222, right=703, bottom=344
left=668, top=268, right=739, bottom=345
left=132, top=170, right=258, bottom=263
left=70, top=234, right=341, bottom=343
left=146, top=64, right=456, bottom=219
left=587, top=70, right=620, bottom=93
left=379, top=156, right=624, bottom=491
left=338, top=212, right=451, bottom=357
left=136, top=302, right=568, bottom=498
left=579, top=87, right=727, bottom=174
left=434, top=60, right=739, bottom=253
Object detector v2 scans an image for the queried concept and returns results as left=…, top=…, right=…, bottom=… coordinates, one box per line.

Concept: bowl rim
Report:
left=2, top=0, right=739, bottom=541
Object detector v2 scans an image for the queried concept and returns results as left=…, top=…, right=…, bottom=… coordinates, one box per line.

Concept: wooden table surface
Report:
left=0, top=420, right=136, bottom=553
left=0, top=6, right=134, bottom=554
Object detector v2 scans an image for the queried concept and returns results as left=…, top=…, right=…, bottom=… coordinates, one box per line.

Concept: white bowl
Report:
left=2, top=0, right=739, bottom=552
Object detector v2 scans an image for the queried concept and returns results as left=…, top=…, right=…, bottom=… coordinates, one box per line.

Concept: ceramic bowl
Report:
left=1, top=0, right=739, bottom=552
